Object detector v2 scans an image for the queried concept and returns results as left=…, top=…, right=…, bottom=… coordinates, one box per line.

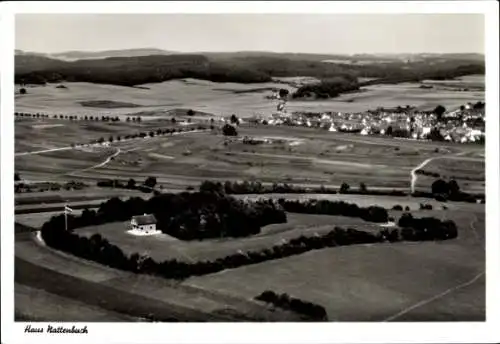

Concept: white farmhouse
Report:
left=130, top=214, right=158, bottom=234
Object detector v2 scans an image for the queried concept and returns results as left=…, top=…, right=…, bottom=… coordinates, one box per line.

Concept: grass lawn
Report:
left=74, top=213, right=384, bottom=263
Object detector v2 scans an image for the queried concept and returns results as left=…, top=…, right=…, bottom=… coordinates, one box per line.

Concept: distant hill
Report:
left=14, top=49, right=485, bottom=87
left=50, top=48, right=178, bottom=61
left=15, top=55, right=70, bottom=74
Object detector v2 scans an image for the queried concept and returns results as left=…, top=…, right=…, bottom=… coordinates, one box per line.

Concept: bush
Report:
left=339, top=182, right=350, bottom=194
left=398, top=213, right=458, bottom=241
left=222, top=124, right=238, bottom=136
left=255, top=291, right=327, bottom=320
left=392, top=205, right=403, bottom=211
left=419, top=203, right=433, bottom=210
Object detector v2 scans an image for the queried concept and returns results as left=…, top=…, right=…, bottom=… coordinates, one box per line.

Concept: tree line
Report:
left=40, top=215, right=458, bottom=281
left=16, top=52, right=483, bottom=88
left=200, top=180, right=406, bottom=198
left=15, top=112, right=124, bottom=122
left=255, top=291, right=328, bottom=321
left=80, top=125, right=208, bottom=147
left=278, top=198, right=389, bottom=223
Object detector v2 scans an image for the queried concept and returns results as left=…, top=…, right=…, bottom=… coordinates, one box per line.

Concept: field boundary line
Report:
left=382, top=270, right=485, bottom=322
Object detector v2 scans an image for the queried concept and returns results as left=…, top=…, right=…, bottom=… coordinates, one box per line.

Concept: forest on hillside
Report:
left=15, top=52, right=485, bottom=88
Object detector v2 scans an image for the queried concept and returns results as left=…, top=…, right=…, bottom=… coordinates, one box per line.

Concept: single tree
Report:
left=448, top=179, right=460, bottom=196
left=230, top=114, right=239, bottom=125
left=14, top=173, right=21, bottom=181
left=20, top=88, right=27, bottom=95
left=340, top=182, right=350, bottom=194
left=434, top=105, right=446, bottom=120
left=432, top=179, right=450, bottom=195
left=144, top=176, right=157, bottom=189
left=187, top=109, right=195, bottom=116
left=279, top=88, right=289, bottom=99
left=359, top=182, right=367, bottom=193
left=127, top=178, right=136, bottom=189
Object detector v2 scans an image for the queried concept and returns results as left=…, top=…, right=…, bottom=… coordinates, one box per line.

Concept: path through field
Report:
left=383, top=270, right=485, bottom=322
left=15, top=146, right=72, bottom=157
left=410, top=149, right=483, bottom=194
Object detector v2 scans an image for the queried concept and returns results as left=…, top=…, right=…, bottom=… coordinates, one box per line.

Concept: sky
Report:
left=15, top=14, right=485, bottom=55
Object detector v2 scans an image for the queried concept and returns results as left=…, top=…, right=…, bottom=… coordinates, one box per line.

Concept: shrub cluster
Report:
left=255, top=291, right=328, bottom=321
left=419, top=203, right=433, bottom=210
left=397, top=213, right=458, bottom=240
left=14, top=180, right=87, bottom=193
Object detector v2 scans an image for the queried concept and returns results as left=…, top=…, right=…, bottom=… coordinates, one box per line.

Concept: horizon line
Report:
left=15, top=47, right=485, bottom=56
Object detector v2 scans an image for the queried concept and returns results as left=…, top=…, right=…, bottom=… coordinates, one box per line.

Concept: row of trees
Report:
left=14, top=112, right=124, bottom=122
left=278, top=199, right=389, bottom=223
left=15, top=179, right=87, bottom=194
left=202, top=180, right=406, bottom=197
left=96, top=177, right=157, bottom=193
left=41, top=215, right=459, bottom=282
left=255, top=291, right=328, bottom=321
left=42, top=191, right=287, bottom=240
left=84, top=125, right=208, bottom=147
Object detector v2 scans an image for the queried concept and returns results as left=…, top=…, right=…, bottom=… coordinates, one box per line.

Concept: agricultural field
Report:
left=184, top=206, right=485, bottom=321
left=415, top=156, right=485, bottom=194
left=15, top=116, right=484, bottom=195
left=16, top=75, right=484, bottom=119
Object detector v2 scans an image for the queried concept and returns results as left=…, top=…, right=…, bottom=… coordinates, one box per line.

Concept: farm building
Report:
left=130, top=214, right=157, bottom=234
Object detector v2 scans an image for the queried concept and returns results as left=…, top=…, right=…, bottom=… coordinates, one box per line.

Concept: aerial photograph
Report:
left=13, top=13, right=485, bottom=322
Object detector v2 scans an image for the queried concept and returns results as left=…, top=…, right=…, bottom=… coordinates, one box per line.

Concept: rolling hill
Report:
left=15, top=49, right=485, bottom=88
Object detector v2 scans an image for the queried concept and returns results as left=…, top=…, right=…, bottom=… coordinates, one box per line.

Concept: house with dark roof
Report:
left=131, top=214, right=157, bottom=233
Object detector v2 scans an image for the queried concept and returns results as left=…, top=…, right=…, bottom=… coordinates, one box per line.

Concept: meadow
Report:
left=184, top=207, right=485, bottom=321
left=71, top=213, right=385, bottom=263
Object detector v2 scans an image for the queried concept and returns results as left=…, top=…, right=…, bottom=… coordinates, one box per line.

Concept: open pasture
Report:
left=185, top=208, right=485, bottom=321
left=74, top=213, right=383, bottom=263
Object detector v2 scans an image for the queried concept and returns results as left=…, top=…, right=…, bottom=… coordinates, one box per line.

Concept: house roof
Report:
left=131, top=214, right=157, bottom=225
